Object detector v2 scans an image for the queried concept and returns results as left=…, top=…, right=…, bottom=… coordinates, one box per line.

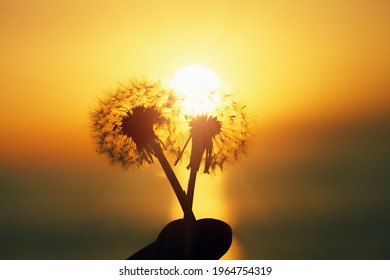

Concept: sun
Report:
left=170, top=64, right=222, bottom=116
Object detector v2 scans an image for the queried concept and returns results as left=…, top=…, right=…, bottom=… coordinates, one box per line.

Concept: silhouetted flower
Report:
left=90, top=80, right=178, bottom=170
left=175, top=93, right=250, bottom=174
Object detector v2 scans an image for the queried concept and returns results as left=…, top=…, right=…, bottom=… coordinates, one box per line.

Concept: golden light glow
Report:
left=170, top=64, right=222, bottom=116
left=169, top=174, right=231, bottom=221
left=221, top=237, right=243, bottom=260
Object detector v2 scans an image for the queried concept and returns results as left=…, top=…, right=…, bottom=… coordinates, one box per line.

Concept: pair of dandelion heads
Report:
left=90, top=79, right=250, bottom=219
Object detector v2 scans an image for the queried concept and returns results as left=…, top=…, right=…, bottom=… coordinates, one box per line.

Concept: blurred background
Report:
left=1, top=0, right=389, bottom=259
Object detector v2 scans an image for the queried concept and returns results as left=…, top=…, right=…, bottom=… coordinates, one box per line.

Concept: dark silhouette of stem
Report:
left=187, top=168, right=197, bottom=209
left=151, top=140, right=195, bottom=221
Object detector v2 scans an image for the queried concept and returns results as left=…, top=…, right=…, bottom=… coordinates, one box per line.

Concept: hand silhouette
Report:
left=128, top=218, right=232, bottom=260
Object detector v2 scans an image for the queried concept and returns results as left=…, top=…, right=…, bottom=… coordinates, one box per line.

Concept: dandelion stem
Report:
left=151, top=140, right=196, bottom=221
left=187, top=168, right=197, bottom=209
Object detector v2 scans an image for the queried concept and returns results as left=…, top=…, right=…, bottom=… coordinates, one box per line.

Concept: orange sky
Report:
left=1, top=0, right=389, bottom=259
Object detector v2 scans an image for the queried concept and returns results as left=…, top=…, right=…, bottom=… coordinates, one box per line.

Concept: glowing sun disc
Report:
left=170, top=64, right=222, bottom=116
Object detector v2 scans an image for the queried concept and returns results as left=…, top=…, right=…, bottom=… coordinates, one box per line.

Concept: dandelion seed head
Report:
left=90, top=79, right=179, bottom=170
left=174, top=90, right=251, bottom=174
left=190, top=116, right=222, bottom=141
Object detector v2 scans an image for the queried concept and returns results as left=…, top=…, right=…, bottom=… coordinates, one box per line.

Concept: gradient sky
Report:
left=1, top=0, right=389, bottom=259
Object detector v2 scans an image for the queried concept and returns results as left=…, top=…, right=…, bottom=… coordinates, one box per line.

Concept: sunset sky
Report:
left=1, top=0, right=389, bottom=259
